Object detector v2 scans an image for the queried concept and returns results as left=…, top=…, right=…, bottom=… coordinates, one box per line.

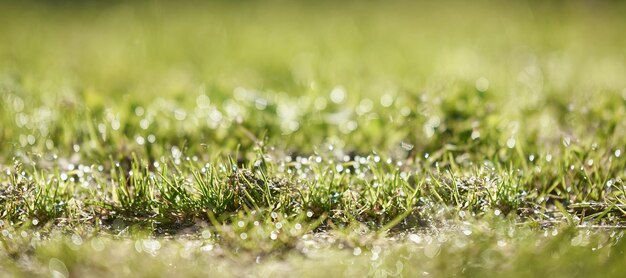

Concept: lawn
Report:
left=1, top=1, right=626, bottom=277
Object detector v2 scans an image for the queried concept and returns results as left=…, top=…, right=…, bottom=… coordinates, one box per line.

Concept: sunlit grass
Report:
left=1, top=0, right=626, bottom=276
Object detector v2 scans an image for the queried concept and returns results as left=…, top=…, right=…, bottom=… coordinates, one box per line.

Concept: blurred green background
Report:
left=2, top=2, right=626, bottom=276
left=1, top=0, right=626, bottom=161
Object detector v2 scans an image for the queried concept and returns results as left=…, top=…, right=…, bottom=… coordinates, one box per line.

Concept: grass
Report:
left=1, top=0, right=626, bottom=277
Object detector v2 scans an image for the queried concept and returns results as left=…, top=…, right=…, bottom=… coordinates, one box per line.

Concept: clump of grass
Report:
left=2, top=0, right=626, bottom=276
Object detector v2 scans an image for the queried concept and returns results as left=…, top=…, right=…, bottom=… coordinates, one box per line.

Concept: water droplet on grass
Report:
left=475, top=77, right=490, bottom=92
left=562, top=137, right=571, bottom=147
left=142, top=239, right=161, bottom=253
left=201, top=244, right=214, bottom=252
left=140, top=119, right=150, bottom=130
left=380, top=94, right=394, bottom=107
left=371, top=252, right=380, bottom=261
left=314, top=97, right=327, bottom=110
left=409, top=234, right=422, bottom=244
left=335, top=165, right=344, bottom=173
left=471, top=130, right=480, bottom=140
left=71, top=234, right=83, bottom=246
left=424, top=243, right=440, bottom=258
left=111, top=119, right=120, bottom=131
left=401, top=141, right=414, bottom=151
left=27, top=135, right=36, bottom=145
left=330, top=86, right=346, bottom=104
left=171, top=146, right=182, bottom=159
left=400, top=107, right=411, bottom=116
left=136, top=136, right=145, bottom=145
left=202, top=230, right=211, bottom=239
left=49, top=258, right=69, bottom=278
left=357, top=98, right=374, bottom=115
left=497, top=240, right=507, bottom=247
left=506, top=138, right=516, bottom=149
left=174, top=109, right=187, bottom=120
left=255, top=98, right=268, bottom=110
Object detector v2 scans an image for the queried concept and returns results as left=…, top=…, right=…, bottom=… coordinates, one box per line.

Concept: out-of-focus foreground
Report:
left=1, top=1, right=626, bottom=277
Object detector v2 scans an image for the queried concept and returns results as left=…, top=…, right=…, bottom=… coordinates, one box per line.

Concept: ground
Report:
left=1, top=1, right=626, bottom=277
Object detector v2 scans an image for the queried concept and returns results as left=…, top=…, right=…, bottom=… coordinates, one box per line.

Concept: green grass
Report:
left=1, top=0, right=626, bottom=277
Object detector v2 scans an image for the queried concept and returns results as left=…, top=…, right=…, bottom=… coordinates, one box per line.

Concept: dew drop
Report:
left=330, top=86, right=346, bottom=104
left=546, top=154, right=553, bottom=162
left=111, top=119, right=121, bottom=131
left=506, top=138, right=516, bottom=149
left=202, top=230, right=212, bottom=239
left=48, top=258, right=69, bottom=278
left=409, top=234, right=422, bottom=244
left=136, top=136, right=145, bottom=145
left=380, top=94, right=394, bottom=107
left=562, top=137, right=571, bottom=147
left=475, top=77, right=490, bottom=92
left=335, top=164, right=344, bottom=173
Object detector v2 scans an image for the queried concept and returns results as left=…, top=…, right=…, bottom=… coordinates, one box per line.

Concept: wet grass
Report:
left=1, top=0, right=626, bottom=277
